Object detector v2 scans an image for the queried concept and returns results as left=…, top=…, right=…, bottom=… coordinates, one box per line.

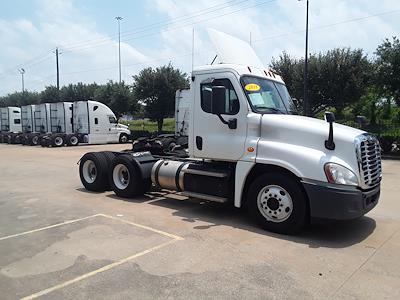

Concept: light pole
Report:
left=115, top=16, right=123, bottom=84
left=19, top=68, right=25, bottom=93
left=299, top=0, right=309, bottom=116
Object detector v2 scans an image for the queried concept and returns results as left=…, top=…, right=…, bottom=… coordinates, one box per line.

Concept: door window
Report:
left=201, top=78, right=239, bottom=115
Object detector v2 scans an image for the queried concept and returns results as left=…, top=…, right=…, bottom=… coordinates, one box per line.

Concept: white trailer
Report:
left=78, top=30, right=381, bottom=234
left=0, top=107, right=22, bottom=143
left=34, top=103, right=51, bottom=134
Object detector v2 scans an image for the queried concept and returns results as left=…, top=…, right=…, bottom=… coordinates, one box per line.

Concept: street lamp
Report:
left=115, top=16, right=123, bottom=83
left=299, top=0, right=309, bottom=116
left=19, top=68, right=25, bottom=93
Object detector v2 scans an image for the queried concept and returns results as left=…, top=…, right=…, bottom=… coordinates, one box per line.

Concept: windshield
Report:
left=241, top=76, right=297, bottom=114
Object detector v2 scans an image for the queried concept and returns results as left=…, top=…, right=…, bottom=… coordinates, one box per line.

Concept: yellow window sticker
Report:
left=245, top=83, right=260, bottom=92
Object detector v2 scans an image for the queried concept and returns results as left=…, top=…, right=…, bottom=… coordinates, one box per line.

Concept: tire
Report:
left=101, top=151, right=116, bottom=190
left=247, top=172, right=307, bottom=234
left=52, top=134, right=65, bottom=147
left=79, top=152, right=109, bottom=192
left=31, top=134, right=40, bottom=146
left=66, top=134, right=79, bottom=146
left=109, top=154, right=148, bottom=198
left=119, top=133, right=129, bottom=144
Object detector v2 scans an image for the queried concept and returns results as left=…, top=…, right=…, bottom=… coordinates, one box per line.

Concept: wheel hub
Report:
left=82, top=160, right=97, bottom=183
left=257, top=185, right=293, bottom=223
left=113, top=164, right=130, bottom=190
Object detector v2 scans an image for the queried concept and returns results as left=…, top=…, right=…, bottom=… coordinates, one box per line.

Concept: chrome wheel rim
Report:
left=82, top=160, right=97, bottom=183
left=120, top=135, right=128, bottom=143
left=55, top=137, right=63, bottom=146
left=113, top=164, right=130, bottom=190
left=70, top=136, right=78, bottom=145
left=257, top=185, right=293, bottom=223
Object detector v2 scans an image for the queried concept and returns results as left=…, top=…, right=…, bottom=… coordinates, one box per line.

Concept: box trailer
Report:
left=39, top=102, right=78, bottom=147
left=78, top=29, right=381, bottom=235
left=0, top=107, right=22, bottom=143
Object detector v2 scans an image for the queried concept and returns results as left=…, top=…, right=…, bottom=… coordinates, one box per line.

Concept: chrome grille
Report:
left=355, top=134, right=382, bottom=188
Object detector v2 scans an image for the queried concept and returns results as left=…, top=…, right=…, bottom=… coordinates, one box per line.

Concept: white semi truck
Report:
left=0, top=107, right=22, bottom=143
left=78, top=31, right=381, bottom=234
left=71, top=100, right=131, bottom=145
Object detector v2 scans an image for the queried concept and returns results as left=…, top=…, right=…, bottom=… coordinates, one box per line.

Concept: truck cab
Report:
left=73, top=100, right=131, bottom=144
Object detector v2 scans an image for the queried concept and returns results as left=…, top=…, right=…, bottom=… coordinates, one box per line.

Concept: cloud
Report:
left=0, top=0, right=150, bottom=95
left=0, top=0, right=399, bottom=95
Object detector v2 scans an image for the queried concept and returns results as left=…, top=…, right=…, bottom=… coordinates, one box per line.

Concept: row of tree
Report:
left=271, top=37, right=400, bottom=122
left=1, top=37, right=398, bottom=131
left=0, top=64, right=189, bottom=131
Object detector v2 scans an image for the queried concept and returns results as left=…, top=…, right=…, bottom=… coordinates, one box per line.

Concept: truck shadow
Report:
left=148, top=194, right=376, bottom=249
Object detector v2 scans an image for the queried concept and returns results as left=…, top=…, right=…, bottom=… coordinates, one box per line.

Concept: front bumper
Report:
left=302, top=179, right=380, bottom=220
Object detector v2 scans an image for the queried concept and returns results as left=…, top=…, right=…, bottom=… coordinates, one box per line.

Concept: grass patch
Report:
left=121, top=118, right=175, bottom=132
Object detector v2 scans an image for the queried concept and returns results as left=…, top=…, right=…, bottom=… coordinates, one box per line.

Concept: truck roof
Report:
left=193, top=64, right=285, bottom=84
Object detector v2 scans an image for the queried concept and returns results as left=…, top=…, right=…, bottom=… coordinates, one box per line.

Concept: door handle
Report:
left=196, top=136, right=203, bottom=150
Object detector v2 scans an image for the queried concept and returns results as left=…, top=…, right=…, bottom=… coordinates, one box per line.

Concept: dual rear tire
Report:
left=79, top=152, right=151, bottom=196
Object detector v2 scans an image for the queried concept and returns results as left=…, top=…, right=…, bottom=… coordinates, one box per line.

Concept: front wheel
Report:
left=247, top=172, right=307, bottom=234
left=119, top=133, right=129, bottom=143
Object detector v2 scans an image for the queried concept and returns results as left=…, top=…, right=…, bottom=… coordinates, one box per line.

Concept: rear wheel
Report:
left=67, top=134, right=79, bottom=146
left=110, top=154, right=149, bottom=198
left=79, top=152, right=109, bottom=192
left=247, top=172, right=307, bottom=234
left=52, top=135, right=65, bottom=147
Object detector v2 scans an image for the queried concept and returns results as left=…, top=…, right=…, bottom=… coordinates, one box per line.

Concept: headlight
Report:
left=324, top=163, right=358, bottom=186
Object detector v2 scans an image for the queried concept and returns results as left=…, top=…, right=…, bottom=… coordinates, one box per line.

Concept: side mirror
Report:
left=211, top=86, right=226, bottom=115
left=324, top=111, right=335, bottom=123
left=292, top=97, right=299, bottom=108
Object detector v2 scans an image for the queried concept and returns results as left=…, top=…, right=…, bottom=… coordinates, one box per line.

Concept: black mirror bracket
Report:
left=324, top=111, right=335, bottom=150
left=217, top=114, right=237, bottom=129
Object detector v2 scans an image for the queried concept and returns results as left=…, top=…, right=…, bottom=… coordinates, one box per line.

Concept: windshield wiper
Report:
left=254, top=105, right=286, bottom=114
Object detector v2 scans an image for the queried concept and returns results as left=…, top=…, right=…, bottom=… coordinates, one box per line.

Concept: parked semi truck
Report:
left=0, top=107, right=22, bottom=143
left=78, top=31, right=381, bottom=234
left=17, top=101, right=133, bottom=147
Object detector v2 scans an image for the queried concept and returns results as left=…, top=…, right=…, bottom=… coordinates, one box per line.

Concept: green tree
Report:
left=59, top=82, right=99, bottom=102
left=0, top=91, right=40, bottom=107
left=375, top=37, right=400, bottom=106
left=132, top=63, right=189, bottom=132
left=40, top=86, right=60, bottom=103
left=271, top=48, right=371, bottom=117
left=94, top=81, right=137, bottom=118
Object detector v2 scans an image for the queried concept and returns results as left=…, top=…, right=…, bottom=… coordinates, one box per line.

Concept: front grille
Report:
left=355, top=134, right=382, bottom=188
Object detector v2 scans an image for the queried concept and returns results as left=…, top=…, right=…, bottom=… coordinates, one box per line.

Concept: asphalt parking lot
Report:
left=0, top=143, right=399, bottom=300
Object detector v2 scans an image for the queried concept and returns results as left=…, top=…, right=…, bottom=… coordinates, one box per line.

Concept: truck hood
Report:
left=117, top=123, right=129, bottom=129
left=257, top=114, right=365, bottom=182
left=261, top=114, right=364, bottom=146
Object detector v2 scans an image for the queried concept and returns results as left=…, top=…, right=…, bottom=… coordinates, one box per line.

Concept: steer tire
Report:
left=79, top=152, right=109, bottom=192
left=247, top=172, right=307, bottom=235
left=119, top=133, right=129, bottom=144
left=66, top=134, right=79, bottom=146
left=110, top=154, right=146, bottom=198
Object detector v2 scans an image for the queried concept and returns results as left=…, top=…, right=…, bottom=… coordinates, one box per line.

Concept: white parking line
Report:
left=21, top=238, right=180, bottom=300
left=0, top=214, right=102, bottom=241
left=0, top=213, right=184, bottom=299
left=99, top=213, right=184, bottom=240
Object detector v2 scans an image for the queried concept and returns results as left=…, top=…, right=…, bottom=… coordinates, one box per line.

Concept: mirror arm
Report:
left=216, top=114, right=237, bottom=129
left=217, top=114, right=229, bottom=125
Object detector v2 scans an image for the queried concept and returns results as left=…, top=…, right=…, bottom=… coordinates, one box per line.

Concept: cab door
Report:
left=192, top=72, right=247, bottom=161
left=107, top=115, right=119, bottom=143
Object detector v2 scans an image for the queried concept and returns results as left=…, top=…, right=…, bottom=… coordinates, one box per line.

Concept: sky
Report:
left=0, top=0, right=399, bottom=96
